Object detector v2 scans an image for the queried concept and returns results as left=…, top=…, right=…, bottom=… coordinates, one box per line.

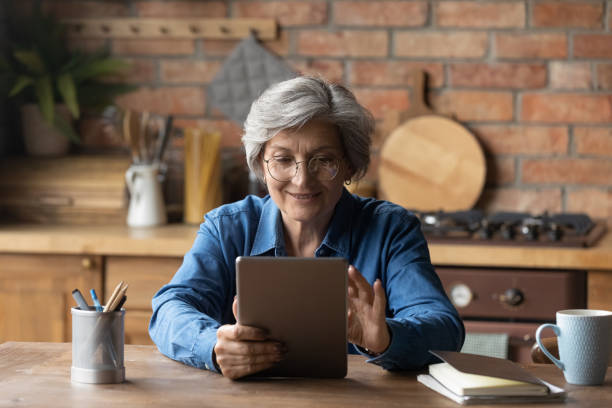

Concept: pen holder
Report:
left=71, top=307, right=125, bottom=384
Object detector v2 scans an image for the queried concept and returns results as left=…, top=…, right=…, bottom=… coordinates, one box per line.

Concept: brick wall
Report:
left=40, top=0, right=611, bottom=220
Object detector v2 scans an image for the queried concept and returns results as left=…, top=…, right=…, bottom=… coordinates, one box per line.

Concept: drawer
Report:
left=125, top=310, right=154, bottom=345
left=105, top=256, right=182, bottom=309
left=436, top=267, right=586, bottom=320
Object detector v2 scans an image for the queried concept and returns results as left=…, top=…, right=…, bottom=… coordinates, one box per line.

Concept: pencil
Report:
left=103, top=281, right=124, bottom=312
left=107, top=283, right=129, bottom=312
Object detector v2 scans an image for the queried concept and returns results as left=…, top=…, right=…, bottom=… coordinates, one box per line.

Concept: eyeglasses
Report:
left=263, top=155, right=342, bottom=182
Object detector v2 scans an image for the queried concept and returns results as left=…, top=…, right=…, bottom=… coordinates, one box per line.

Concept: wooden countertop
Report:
left=2, top=341, right=612, bottom=408
left=0, top=223, right=610, bottom=270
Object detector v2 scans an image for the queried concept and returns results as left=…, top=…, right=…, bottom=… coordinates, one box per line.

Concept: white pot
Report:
left=21, top=104, right=72, bottom=156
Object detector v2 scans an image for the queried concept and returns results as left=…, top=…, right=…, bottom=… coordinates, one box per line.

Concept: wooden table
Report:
left=1, top=342, right=612, bottom=407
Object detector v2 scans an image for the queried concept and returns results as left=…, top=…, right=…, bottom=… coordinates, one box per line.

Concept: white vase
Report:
left=21, top=104, right=72, bottom=156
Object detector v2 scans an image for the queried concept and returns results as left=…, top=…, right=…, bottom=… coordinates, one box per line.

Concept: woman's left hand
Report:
left=347, top=265, right=390, bottom=354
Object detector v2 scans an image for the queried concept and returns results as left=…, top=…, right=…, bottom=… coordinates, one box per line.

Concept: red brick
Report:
left=574, top=127, right=612, bottom=157
left=550, top=62, right=592, bottom=90
left=395, top=32, right=487, bottom=58
left=431, top=91, right=514, bottom=122
left=174, top=119, right=243, bottom=148
left=350, top=62, right=444, bottom=88
left=472, top=125, right=568, bottom=154
left=116, top=87, right=206, bottom=115
left=334, top=1, right=427, bottom=27
left=485, top=157, right=516, bottom=185
left=107, top=58, right=157, bottom=83
left=135, top=1, right=226, bottom=17
left=522, top=158, right=612, bottom=185
left=574, top=34, right=612, bottom=58
left=597, top=64, right=612, bottom=90
left=298, top=30, right=388, bottom=57
left=532, top=2, right=604, bottom=28
left=42, top=0, right=130, bottom=17
left=352, top=89, right=410, bottom=119
left=450, top=63, right=546, bottom=89
left=522, top=93, right=612, bottom=123
left=495, top=33, right=567, bottom=58
left=234, top=1, right=327, bottom=26
left=289, top=60, right=344, bottom=84
left=160, top=60, right=222, bottom=84
left=204, top=31, right=290, bottom=56
left=113, top=39, right=195, bottom=56
left=436, top=1, right=525, bottom=28
left=478, top=188, right=562, bottom=213
left=567, top=188, right=612, bottom=221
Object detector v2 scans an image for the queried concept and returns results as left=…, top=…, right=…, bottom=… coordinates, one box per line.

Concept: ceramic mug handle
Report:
left=535, top=323, right=564, bottom=371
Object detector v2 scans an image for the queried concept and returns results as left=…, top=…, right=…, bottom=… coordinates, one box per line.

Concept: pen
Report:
left=71, top=289, right=90, bottom=311
left=115, top=295, right=127, bottom=311
left=90, top=289, right=103, bottom=312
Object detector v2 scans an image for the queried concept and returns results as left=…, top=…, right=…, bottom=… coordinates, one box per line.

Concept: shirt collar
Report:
left=250, top=196, right=285, bottom=256
left=250, top=188, right=355, bottom=258
left=318, top=188, right=354, bottom=258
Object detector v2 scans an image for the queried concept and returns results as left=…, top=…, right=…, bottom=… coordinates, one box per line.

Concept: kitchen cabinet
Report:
left=105, top=256, right=182, bottom=344
left=0, top=254, right=102, bottom=342
left=1, top=223, right=611, bottom=350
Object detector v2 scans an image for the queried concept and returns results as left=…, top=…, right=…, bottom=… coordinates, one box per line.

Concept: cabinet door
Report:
left=0, top=254, right=103, bottom=342
left=105, top=256, right=181, bottom=344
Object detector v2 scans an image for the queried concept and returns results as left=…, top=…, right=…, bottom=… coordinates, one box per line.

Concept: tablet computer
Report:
left=236, top=256, right=347, bottom=378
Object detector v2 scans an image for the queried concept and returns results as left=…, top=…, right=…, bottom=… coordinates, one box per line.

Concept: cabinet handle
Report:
left=81, top=257, right=93, bottom=269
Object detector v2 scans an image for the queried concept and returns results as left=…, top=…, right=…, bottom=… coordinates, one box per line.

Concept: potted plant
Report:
left=0, top=6, right=134, bottom=156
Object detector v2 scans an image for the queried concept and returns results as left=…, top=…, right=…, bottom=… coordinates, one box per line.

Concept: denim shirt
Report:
left=149, top=188, right=464, bottom=373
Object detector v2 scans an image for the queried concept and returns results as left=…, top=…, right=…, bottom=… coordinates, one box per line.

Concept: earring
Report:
left=344, top=179, right=352, bottom=186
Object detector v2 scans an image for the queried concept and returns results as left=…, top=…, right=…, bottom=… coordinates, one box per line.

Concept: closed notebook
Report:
left=428, top=362, right=548, bottom=396
left=417, top=351, right=566, bottom=405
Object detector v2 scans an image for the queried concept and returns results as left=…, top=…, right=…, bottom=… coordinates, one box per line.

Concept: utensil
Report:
left=378, top=70, right=486, bottom=212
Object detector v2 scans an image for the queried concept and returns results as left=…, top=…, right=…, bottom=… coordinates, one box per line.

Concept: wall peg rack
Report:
left=62, top=18, right=277, bottom=40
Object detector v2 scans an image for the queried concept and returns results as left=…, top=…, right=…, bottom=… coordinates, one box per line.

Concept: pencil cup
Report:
left=71, top=307, right=125, bottom=384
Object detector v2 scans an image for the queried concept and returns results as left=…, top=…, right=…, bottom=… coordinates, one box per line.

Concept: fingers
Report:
left=232, top=296, right=238, bottom=321
left=373, top=279, right=387, bottom=316
left=215, top=323, right=288, bottom=380
left=347, top=265, right=373, bottom=303
left=222, top=362, right=278, bottom=380
left=218, top=323, right=268, bottom=341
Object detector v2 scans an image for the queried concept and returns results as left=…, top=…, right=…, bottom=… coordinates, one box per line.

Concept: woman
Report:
left=149, top=76, right=464, bottom=380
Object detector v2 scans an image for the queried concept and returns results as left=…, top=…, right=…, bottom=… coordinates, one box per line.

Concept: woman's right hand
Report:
left=213, top=297, right=287, bottom=380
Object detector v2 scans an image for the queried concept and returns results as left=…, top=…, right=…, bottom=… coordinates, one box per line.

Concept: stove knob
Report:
left=500, top=288, right=524, bottom=306
left=520, top=224, right=539, bottom=241
left=450, top=283, right=473, bottom=308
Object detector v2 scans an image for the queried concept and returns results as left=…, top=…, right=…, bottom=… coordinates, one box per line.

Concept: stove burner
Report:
left=411, top=210, right=605, bottom=248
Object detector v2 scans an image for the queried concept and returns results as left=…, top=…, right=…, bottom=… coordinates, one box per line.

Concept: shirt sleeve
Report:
left=149, top=214, right=233, bottom=373
left=357, top=212, right=465, bottom=371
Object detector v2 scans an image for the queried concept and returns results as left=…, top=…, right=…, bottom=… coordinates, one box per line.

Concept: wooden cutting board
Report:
left=378, top=71, right=486, bottom=211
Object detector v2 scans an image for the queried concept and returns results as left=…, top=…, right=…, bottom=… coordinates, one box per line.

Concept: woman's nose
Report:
left=292, top=161, right=312, bottom=184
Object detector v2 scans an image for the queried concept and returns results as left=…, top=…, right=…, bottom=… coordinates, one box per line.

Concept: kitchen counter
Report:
left=0, top=223, right=610, bottom=270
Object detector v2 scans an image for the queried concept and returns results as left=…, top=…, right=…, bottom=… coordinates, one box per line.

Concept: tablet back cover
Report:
left=236, top=256, right=347, bottom=378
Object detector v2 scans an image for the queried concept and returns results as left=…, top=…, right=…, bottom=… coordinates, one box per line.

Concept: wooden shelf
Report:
left=62, top=18, right=277, bottom=40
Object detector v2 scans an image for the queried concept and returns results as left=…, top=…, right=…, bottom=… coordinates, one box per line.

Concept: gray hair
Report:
left=242, top=76, right=374, bottom=182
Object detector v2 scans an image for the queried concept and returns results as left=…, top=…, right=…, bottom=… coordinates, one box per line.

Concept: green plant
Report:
left=0, top=6, right=135, bottom=142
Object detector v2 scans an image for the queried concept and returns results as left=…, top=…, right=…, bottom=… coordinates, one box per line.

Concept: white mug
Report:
left=125, top=164, right=167, bottom=227
left=536, top=309, right=612, bottom=385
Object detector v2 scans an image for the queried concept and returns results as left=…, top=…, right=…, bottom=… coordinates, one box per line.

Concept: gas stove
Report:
left=413, top=210, right=606, bottom=247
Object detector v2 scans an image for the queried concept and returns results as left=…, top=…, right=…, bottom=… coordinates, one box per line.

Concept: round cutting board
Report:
left=378, top=115, right=486, bottom=211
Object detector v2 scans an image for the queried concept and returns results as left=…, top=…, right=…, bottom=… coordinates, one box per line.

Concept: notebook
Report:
left=235, top=256, right=347, bottom=378
left=417, top=351, right=566, bottom=405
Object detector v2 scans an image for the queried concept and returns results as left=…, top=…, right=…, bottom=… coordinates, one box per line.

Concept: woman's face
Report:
left=261, top=119, right=349, bottom=227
